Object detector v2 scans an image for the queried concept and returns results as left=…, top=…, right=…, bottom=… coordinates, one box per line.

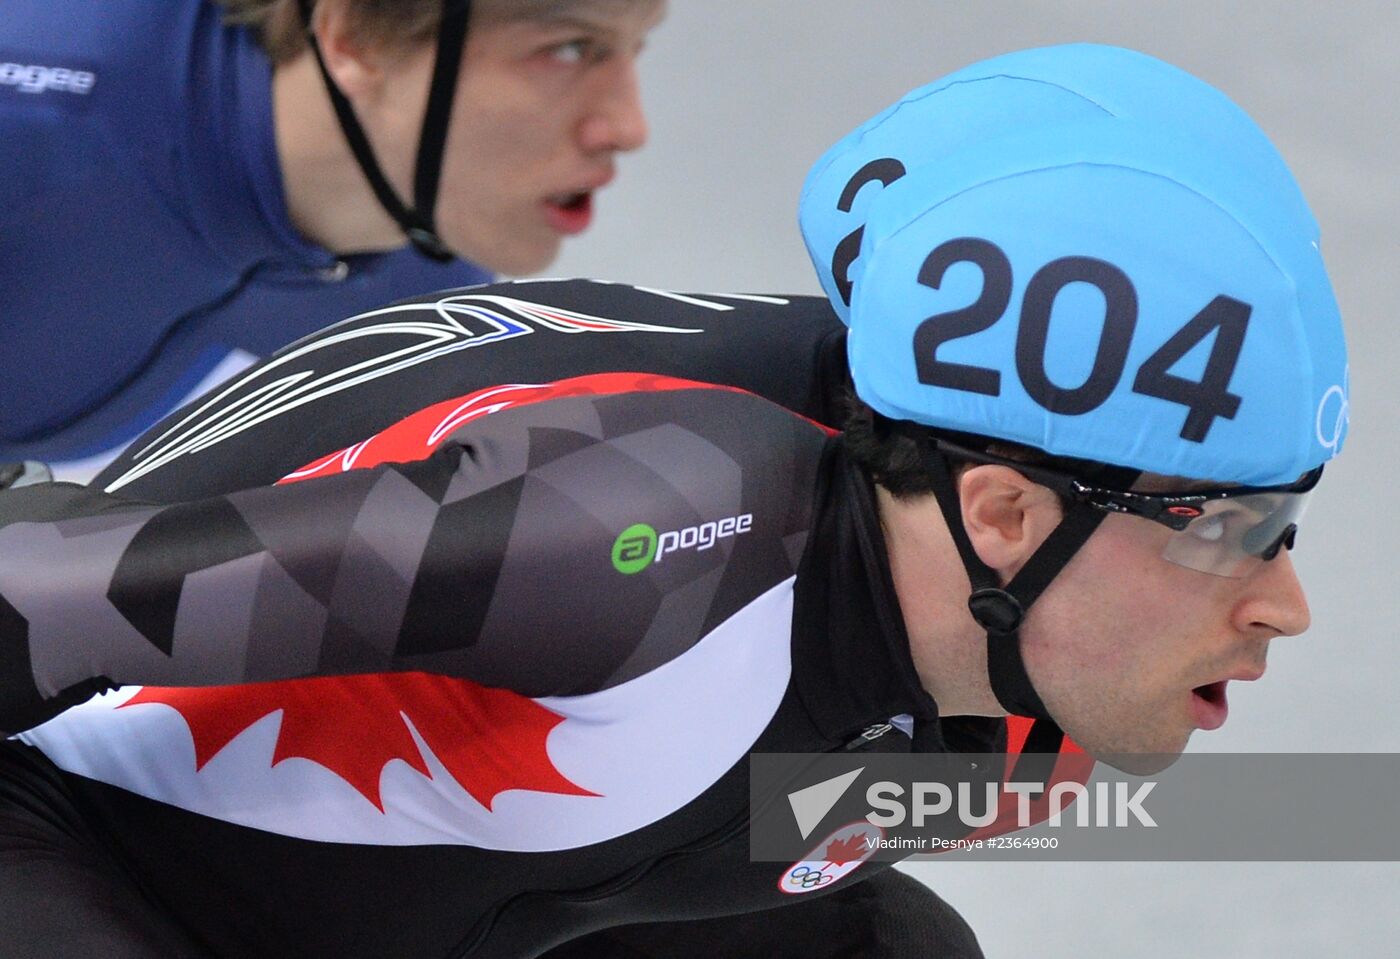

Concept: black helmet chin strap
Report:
left=296, top=0, right=471, bottom=262
left=901, top=422, right=1138, bottom=726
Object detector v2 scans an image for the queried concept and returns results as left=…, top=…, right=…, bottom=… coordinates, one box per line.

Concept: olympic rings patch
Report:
left=778, top=821, right=884, bottom=895
left=1315, top=369, right=1350, bottom=454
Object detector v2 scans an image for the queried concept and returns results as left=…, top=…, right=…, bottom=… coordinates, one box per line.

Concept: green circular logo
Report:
left=611, top=523, right=658, bottom=574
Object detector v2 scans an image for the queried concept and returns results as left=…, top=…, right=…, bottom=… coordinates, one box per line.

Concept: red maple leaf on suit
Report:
left=121, top=674, right=598, bottom=812
left=822, top=834, right=867, bottom=867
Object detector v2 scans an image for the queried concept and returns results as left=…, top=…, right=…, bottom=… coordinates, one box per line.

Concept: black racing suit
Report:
left=0, top=281, right=1042, bottom=957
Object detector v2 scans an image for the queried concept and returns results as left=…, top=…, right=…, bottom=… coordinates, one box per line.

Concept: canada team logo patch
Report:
left=778, top=821, right=883, bottom=895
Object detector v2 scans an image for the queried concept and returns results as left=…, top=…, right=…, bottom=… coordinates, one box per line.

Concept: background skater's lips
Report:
left=543, top=170, right=613, bottom=235
left=543, top=191, right=594, bottom=235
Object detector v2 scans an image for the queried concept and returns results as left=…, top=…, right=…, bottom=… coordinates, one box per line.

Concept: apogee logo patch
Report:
left=611, top=514, right=753, bottom=574
left=611, top=523, right=658, bottom=574
left=0, top=62, right=96, bottom=95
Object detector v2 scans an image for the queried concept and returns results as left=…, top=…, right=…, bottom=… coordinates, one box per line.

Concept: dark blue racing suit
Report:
left=0, top=0, right=488, bottom=480
left=0, top=282, right=1058, bottom=957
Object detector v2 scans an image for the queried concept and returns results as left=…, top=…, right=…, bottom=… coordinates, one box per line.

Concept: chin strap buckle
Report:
left=405, top=227, right=455, bottom=263
left=967, top=587, right=1024, bottom=635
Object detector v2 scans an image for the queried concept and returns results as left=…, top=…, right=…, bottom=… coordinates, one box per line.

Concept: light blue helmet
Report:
left=800, top=45, right=1347, bottom=485
left=799, top=43, right=1320, bottom=324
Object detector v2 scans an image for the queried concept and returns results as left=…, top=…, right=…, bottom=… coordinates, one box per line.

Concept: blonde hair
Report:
left=218, top=0, right=634, bottom=66
left=216, top=1, right=440, bottom=66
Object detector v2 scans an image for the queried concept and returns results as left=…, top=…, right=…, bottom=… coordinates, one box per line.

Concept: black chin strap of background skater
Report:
left=297, top=0, right=471, bottom=262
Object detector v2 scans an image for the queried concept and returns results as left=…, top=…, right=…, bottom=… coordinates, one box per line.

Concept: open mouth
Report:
left=543, top=191, right=594, bottom=235
left=552, top=191, right=590, bottom=211
left=1190, top=680, right=1229, bottom=730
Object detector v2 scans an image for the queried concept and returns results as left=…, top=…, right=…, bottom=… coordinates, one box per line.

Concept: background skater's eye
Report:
left=546, top=39, right=604, bottom=66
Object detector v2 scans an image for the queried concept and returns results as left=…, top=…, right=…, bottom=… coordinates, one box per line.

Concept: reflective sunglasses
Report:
left=930, top=437, right=1322, bottom=578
